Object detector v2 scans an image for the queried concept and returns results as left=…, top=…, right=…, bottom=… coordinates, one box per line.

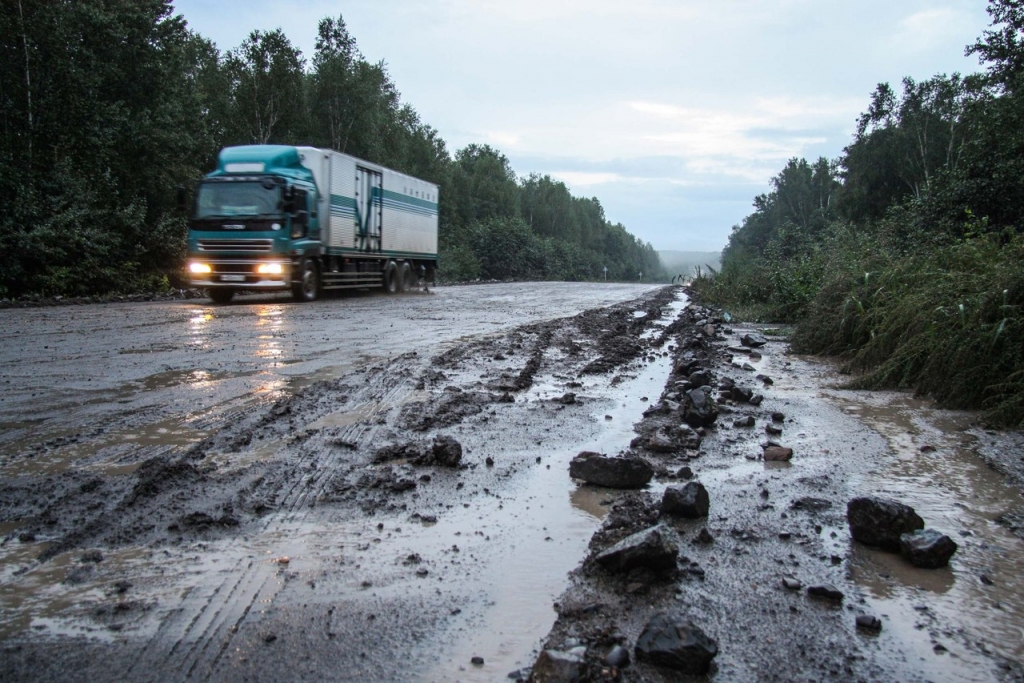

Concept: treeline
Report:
left=692, top=0, right=1024, bottom=426
left=0, top=1, right=662, bottom=297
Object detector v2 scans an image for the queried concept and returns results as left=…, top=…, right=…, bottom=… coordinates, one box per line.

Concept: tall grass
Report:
left=695, top=230, right=1024, bottom=427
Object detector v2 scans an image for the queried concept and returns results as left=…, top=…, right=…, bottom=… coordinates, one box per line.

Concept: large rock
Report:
left=594, top=525, right=678, bottom=573
left=682, top=387, right=718, bottom=428
left=531, top=649, right=584, bottom=683
left=569, top=452, right=653, bottom=489
left=687, top=369, right=712, bottom=387
left=431, top=435, right=463, bottom=467
left=661, top=482, right=710, bottom=518
left=900, top=529, right=958, bottom=568
left=634, top=613, right=718, bottom=674
left=847, top=497, right=924, bottom=551
left=740, top=333, right=767, bottom=348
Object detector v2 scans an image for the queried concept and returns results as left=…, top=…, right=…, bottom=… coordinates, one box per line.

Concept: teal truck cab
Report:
left=186, top=145, right=439, bottom=303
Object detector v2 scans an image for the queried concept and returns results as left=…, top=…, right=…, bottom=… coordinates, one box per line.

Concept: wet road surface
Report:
left=1, top=285, right=1023, bottom=682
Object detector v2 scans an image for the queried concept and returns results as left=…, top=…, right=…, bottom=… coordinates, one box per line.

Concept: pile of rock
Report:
left=847, top=496, right=958, bottom=568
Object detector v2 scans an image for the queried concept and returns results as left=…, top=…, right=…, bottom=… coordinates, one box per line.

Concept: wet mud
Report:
left=533, top=307, right=1024, bottom=682
left=1, top=283, right=1022, bottom=682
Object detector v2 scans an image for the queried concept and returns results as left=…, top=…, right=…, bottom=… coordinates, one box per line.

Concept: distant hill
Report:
left=659, top=250, right=722, bottom=280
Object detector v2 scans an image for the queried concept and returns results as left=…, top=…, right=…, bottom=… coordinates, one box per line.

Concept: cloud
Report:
left=548, top=171, right=623, bottom=187
left=893, top=8, right=965, bottom=53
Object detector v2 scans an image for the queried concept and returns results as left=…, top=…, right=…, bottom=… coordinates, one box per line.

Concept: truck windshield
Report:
left=194, top=180, right=281, bottom=219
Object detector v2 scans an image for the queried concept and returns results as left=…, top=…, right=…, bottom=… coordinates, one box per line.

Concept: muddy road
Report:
left=1, top=283, right=1023, bottom=682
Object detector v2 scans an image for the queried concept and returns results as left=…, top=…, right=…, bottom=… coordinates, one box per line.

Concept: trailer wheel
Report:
left=208, top=288, right=234, bottom=304
left=292, top=258, right=320, bottom=302
left=383, top=261, right=399, bottom=294
left=397, top=262, right=414, bottom=293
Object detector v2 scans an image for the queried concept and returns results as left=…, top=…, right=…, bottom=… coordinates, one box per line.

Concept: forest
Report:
left=0, top=1, right=664, bottom=297
left=691, top=0, right=1024, bottom=426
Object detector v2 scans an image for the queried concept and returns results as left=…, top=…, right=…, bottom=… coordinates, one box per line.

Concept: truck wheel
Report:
left=397, top=262, right=413, bottom=293
left=292, top=258, right=319, bottom=302
left=208, top=288, right=234, bottom=304
left=383, top=261, right=399, bottom=294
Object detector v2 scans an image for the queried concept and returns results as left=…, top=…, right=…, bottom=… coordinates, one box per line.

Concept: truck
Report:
left=185, top=145, right=439, bottom=303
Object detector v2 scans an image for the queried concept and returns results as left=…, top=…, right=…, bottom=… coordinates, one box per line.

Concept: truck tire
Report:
left=397, top=262, right=414, bottom=293
left=208, top=288, right=234, bottom=304
left=383, top=261, right=399, bottom=294
left=292, top=258, right=320, bottom=302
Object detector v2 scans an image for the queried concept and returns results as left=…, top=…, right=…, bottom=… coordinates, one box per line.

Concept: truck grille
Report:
left=197, top=239, right=274, bottom=252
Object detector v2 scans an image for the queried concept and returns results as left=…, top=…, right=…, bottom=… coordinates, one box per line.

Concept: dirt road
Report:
left=1, top=283, right=1022, bottom=682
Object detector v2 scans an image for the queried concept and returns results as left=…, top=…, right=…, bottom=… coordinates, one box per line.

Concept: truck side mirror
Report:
left=282, top=185, right=295, bottom=213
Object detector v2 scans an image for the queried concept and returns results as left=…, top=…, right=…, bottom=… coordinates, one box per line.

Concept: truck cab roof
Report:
left=211, top=145, right=314, bottom=185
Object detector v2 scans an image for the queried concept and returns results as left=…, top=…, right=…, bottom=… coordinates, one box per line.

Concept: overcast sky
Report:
left=171, top=0, right=993, bottom=253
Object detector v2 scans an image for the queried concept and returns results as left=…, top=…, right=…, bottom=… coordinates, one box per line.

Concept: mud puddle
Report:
left=751, top=344, right=1024, bottom=680
left=425, top=300, right=686, bottom=681
left=831, top=392, right=1024, bottom=680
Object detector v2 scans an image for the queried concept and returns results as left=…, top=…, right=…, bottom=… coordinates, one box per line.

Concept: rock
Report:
left=763, top=446, right=793, bottom=461
left=569, top=452, right=653, bottom=489
left=634, top=613, right=718, bottom=674
left=733, top=416, right=755, bottom=428
left=675, top=466, right=694, bottom=480
left=740, top=333, right=768, bottom=347
left=645, top=433, right=679, bottom=453
left=749, top=394, right=764, bottom=406
left=765, top=423, right=783, bottom=436
left=807, top=584, right=844, bottom=602
left=899, top=529, right=958, bottom=568
left=594, top=525, right=679, bottom=573
left=694, top=527, right=714, bottom=544
left=847, top=497, right=924, bottom=551
left=603, top=644, right=630, bottom=668
left=771, top=411, right=785, bottom=422
left=856, top=615, right=882, bottom=631
left=431, top=435, right=463, bottom=467
left=791, top=497, right=831, bottom=512
left=471, top=656, right=485, bottom=666
left=688, top=369, right=712, bottom=387
left=557, top=393, right=577, bottom=405
left=682, top=387, right=719, bottom=428
left=730, top=386, right=754, bottom=403
left=672, top=424, right=702, bottom=449
left=485, top=456, right=494, bottom=467
left=531, top=649, right=583, bottom=682
left=756, top=374, right=774, bottom=385
left=661, top=482, right=710, bottom=518
left=782, top=576, right=802, bottom=590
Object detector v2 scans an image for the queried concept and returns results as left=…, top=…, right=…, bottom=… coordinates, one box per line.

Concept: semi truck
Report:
left=185, top=145, right=439, bottom=303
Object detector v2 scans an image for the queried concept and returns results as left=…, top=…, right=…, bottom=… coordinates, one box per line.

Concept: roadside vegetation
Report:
left=0, top=2, right=663, bottom=298
left=690, top=0, right=1024, bottom=426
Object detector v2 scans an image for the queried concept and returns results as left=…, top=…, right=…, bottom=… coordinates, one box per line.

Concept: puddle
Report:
left=0, top=417, right=212, bottom=478
left=425, top=295, right=687, bottom=681
left=832, top=392, right=1024, bottom=680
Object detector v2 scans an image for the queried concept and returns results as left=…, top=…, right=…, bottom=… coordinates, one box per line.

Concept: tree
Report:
left=225, top=29, right=306, bottom=144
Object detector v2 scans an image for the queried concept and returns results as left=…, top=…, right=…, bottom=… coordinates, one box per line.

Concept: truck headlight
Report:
left=257, top=262, right=284, bottom=275
left=189, top=262, right=212, bottom=274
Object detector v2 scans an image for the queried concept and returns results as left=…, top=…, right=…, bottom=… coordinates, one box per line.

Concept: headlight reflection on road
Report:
left=254, top=305, right=287, bottom=363
left=189, top=309, right=214, bottom=349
